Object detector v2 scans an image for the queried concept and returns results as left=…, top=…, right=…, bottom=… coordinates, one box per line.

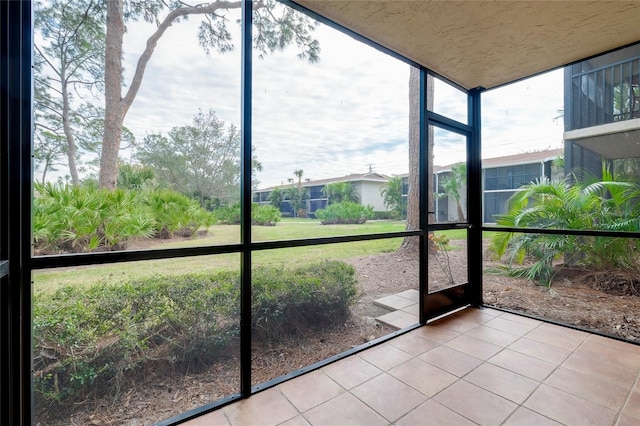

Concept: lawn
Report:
left=33, top=220, right=466, bottom=293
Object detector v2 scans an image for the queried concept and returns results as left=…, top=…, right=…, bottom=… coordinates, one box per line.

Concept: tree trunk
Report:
left=399, top=68, right=434, bottom=253
left=456, top=202, right=465, bottom=222
left=99, top=0, right=125, bottom=189
left=61, top=74, right=80, bottom=186
left=99, top=1, right=243, bottom=189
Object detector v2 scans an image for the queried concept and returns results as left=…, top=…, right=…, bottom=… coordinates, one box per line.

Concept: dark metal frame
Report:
left=8, top=0, right=640, bottom=424
left=2, top=0, right=34, bottom=424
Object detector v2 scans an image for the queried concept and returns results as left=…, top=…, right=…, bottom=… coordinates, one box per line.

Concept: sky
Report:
left=115, top=4, right=564, bottom=189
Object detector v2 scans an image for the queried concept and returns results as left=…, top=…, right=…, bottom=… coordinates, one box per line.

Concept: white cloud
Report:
left=117, top=4, right=565, bottom=190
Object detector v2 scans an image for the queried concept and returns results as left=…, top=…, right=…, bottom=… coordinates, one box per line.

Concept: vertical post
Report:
left=240, top=0, right=253, bottom=397
left=418, top=68, right=427, bottom=324
left=467, top=88, right=483, bottom=307
left=1, top=0, right=34, bottom=422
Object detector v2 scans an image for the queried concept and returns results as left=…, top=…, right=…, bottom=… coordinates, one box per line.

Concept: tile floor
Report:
left=183, top=308, right=640, bottom=426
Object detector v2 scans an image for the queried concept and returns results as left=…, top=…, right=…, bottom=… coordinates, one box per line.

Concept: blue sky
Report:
left=121, top=5, right=564, bottom=189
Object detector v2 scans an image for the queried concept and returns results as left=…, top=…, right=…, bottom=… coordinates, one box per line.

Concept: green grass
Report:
left=34, top=220, right=406, bottom=293
left=34, top=220, right=471, bottom=293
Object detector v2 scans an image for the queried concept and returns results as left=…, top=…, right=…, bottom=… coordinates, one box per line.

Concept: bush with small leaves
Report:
left=33, top=261, right=357, bottom=408
left=315, top=201, right=374, bottom=224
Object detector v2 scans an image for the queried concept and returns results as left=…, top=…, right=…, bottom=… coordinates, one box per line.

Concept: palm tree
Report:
left=268, top=186, right=285, bottom=210
left=323, top=182, right=359, bottom=205
left=290, top=170, right=308, bottom=217
left=491, top=171, right=640, bottom=285
left=440, top=164, right=467, bottom=222
left=380, top=176, right=405, bottom=219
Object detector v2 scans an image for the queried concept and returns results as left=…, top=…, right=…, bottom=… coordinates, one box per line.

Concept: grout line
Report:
left=613, top=368, right=640, bottom=426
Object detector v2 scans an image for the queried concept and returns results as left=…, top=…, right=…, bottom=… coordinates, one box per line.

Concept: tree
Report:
left=33, top=126, right=67, bottom=185
left=136, top=109, right=240, bottom=207
left=34, top=0, right=106, bottom=186
left=268, top=186, right=285, bottom=209
left=99, top=0, right=320, bottom=189
left=288, top=169, right=309, bottom=217
left=440, top=163, right=467, bottom=222
left=322, top=181, right=359, bottom=205
left=399, top=68, right=434, bottom=253
left=117, top=163, right=155, bottom=190
left=380, top=175, right=405, bottom=219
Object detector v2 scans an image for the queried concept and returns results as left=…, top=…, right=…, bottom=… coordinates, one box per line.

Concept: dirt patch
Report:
left=39, top=239, right=640, bottom=425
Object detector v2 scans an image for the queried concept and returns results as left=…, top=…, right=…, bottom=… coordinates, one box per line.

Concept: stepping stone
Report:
left=374, top=294, right=415, bottom=310
left=376, top=310, right=419, bottom=329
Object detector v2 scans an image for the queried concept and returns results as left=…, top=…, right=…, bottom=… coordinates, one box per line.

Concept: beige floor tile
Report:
left=389, top=330, right=439, bottom=356
left=389, top=357, right=457, bottom=397
left=431, top=314, right=481, bottom=333
left=589, top=334, right=640, bottom=354
left=433, top=379, right=517, bottom=425
left=465, top=362, right=539, bottom=404
left=544, top=367, right=629, bottom=410
left=414, top=324, right=460, bottom=343
left=303, top=393, right=388, bottom=426
left=502, top=407, right=562, bottom=426
left=184, top=409, right=230, bottom=426
left=617, top=413, right=640, bottom=426
left=223, top=388, right=298, bottom=426
left=321, top=355, right=382, bottom=390
left=395, top=399, right=476, bottom=426
left=278, top=415, right=311, bottom=426
left=525, top=322, right=589, bottom=351
left=488, top=349, right=556, bottom=381
left=578, top=336, right=640, bottom=371
left=278, top=370, right=345, bottom=412
left=444, top=334, right=503, bottom=360
left=351, top=373, right=427, bottom=422
left=464, top=324, right=520, bottom=347
left=358, top=343, right=413, bottom=371
left=455, top=308, right=500, bottom=323
left=524, top=384, right=617, bottom=426
left=419, top=345, right=483, bottom=377
left=507, top=337, right=572, bottom=365
left=622, top=389, right=640, bottom=420
left=495, top=311, right=542, bottom=326
left=483, top=316, right=539, bottom=336
left=184, top=309, right=640, bottom=426
left=479, top=307, right=503, bottom=317
left=562, top=349, right=638, bottom=388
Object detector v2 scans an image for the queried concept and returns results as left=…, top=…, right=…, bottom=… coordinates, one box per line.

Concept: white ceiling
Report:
left=294, top=1, right=640, bottom=90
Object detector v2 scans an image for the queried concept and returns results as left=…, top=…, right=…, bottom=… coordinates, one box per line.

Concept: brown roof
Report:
left=257, top=172, right=389, bottom=192
left=257, top=149, right=563, bottom=191
left=434, top=148, right=563, bottom=172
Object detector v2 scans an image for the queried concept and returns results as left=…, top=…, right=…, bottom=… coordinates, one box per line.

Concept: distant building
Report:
left=253, top=173, right=389, bottom=217
left=428, top=149, right=563, bottom=223
left=254, top=149, right=563, bottom=222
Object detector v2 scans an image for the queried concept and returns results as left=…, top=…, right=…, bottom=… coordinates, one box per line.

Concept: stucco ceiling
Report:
left=294, top=1, right=640, bottom=90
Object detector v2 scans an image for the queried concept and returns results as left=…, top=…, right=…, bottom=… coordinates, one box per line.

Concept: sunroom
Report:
left=3, top=1, right=640, bottom=425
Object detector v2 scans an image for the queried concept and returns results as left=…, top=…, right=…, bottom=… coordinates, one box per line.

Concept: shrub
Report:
left=213, top=203, right=282, bottom=226
left=212, top=203, right=241, bottom=224
left=252, top=260, right=358, bottom=340
left=33, top=261, right=357, bottom=407
left=372, top=211, right=396, bottom=220
left=315, top=202, right=374, bottom=224
left=33, top=184, right=213, bottom=254
left=33, top=183, right=156, bottom=253
left=490, top=174, right=640, bottom=285
left=142, top=188, right=213, bottom=238
left=252, top=204, right=281, bottom=226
